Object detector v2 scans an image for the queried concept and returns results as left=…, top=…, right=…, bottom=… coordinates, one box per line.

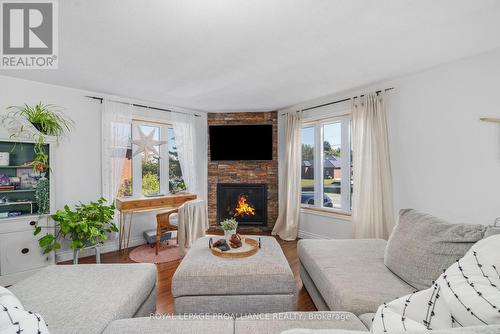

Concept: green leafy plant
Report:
left=34, top=198, right=118, bottom=254
left=6, top=102, right=73, bottom=172
left=142, top=172, right=160, bottom=195
left=34, top=178, right=50, bottom=215
left=220, top=218, right=238, bottom=231
left=8, top=103, right=73, bottom=138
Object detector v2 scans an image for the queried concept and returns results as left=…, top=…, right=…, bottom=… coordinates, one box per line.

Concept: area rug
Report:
left=128, top=242, right=183, bottom=264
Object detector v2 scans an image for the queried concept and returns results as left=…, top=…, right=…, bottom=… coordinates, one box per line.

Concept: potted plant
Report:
left=6, top=102, right=73, bottom=171
left=220, top=218, right=238, bottom=241
left=34, top=178, right=50, bottom=215
left=7, top=102, right=73, bottom=138
left=34, top=198, right=118, bottom=254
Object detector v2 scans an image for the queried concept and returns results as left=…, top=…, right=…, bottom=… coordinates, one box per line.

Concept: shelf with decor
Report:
left=0, top=189, right=36, bottom=193
left=0, top=141, right=50, bottom=219
left=0, top=165, right=36, bottom=169
left=0, top=102, right=71, bottom=285
left=0, top=136, right=56, bottom=286
left=0, top=139, right=55, bottom=286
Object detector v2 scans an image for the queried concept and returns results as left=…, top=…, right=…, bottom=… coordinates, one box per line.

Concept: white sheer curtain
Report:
left=351, top=93, right=395, bottom=239
left=272, top=111, right=302, bottom=241
left=101, top=100, right=206, bottom=202
left=172, top=113, right=199, bottom=197
left=101, top=100, right=133, bottom=204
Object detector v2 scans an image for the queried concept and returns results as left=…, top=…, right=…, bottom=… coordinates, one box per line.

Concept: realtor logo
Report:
left=1, top=0, right=58, bottom=69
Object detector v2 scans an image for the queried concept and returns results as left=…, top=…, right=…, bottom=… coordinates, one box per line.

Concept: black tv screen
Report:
left=209, top=125, right=273, bottom=161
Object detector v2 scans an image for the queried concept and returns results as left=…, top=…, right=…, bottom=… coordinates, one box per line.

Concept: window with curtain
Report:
left=300, top=115, right=352, bottom=213
left=117, top=120, right=184, bottom=197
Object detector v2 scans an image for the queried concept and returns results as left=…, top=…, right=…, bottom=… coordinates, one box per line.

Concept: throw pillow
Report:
left=384, top=209, right=491, bottom=290
left=0, top=286, right=49, bottom=334
left=372, top=234, right=500, bottom=333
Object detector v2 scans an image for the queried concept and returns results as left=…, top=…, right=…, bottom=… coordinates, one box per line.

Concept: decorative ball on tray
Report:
left=229, top=234, right=242, bottom=248
left=212, top=239, right=230, bottom=251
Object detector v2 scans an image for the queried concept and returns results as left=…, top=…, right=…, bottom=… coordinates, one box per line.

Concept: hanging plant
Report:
left=35, top=178, right=50, bottom=215
left=5, top=102, right=73, bottom=171
left=7, top=102, right=73, bottom=139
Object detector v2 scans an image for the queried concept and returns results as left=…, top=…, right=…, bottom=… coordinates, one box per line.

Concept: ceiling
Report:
left=2, top=0, right=500, bottom=112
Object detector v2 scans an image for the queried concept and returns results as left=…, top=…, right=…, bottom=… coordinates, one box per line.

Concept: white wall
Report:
left=0, top=76, right=102, bottom=206
left=0, top=76, right=207, bottom=261
left=279, top=48, right=500, bottom=239
left=387, top=49, right=500, bottom=226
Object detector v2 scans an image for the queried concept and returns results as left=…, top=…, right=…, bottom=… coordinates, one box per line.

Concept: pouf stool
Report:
left=143, top=229, right=174, bottom=246
left=172, top=235, right=296, bottom=315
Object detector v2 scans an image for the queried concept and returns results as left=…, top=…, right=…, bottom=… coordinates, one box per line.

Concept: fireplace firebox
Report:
left=217, top=183, right=268, bottom=226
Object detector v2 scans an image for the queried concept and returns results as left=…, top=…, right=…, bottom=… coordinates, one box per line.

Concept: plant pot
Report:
left=224, top=229, right=236, bottom=241
left=31, top=122, right=44, bottom=133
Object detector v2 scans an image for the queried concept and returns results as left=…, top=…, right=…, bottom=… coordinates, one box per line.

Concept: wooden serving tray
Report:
left=210, top=237, right=260, bottom=258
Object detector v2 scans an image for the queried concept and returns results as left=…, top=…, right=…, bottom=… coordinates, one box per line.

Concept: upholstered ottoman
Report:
left=172, top=236, right=296, bottom=315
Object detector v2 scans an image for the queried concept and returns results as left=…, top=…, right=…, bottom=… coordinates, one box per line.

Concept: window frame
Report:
left=301, top=114, right=352, bottom=214
left=131, top=119, right=170, bottom=197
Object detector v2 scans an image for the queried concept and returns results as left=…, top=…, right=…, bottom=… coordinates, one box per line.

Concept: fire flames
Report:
left=234, top=194, right=256, bottom=217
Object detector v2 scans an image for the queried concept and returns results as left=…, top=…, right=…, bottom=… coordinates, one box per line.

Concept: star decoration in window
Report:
left=132, top=127, right=166, bottom=158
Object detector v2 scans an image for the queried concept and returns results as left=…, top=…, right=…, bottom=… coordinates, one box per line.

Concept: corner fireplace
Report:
left=217, top=183, right=268, bottom=226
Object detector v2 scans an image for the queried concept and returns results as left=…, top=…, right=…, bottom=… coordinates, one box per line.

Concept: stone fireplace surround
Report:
left=207, top=112, right=278, bottom=228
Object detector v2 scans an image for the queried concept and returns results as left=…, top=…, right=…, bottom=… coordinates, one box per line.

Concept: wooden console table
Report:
left=115, top=193, right=197, bottom=251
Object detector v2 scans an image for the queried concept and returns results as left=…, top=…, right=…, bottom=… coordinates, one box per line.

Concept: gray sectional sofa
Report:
left=298, top=209, right=499, bottom=330
left=6, top=209, right=499, bottom=333
left=298, top=238, right=414, bottom=319
left=8, top=263, right=157, bottom=334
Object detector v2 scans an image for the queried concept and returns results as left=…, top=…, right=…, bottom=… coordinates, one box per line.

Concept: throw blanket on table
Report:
left=177, top=199, right=208, bottom=255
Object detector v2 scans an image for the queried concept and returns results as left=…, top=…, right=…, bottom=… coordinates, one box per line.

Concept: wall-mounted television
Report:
left=209, top=124, right=273, bottom=161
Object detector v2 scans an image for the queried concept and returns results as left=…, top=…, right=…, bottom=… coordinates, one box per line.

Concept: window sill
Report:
left=300, top=206, right=352, bottom=219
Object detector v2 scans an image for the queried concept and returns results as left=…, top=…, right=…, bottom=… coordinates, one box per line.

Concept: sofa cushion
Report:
left=235, top=312, right=367, bottom=334
left=281, top=325, right=500, bottom=334
left=1, top=286, right=49, bottom=334
left=9, top=264, right=157, bottom=334
left=102, top=315, right=234, bottom=334
left=357, top=313, right=374, bottom=329
left=298, top=239, right=414, bottom=315
left=373, top=234, right=500, bottom=333
left=281, top=330, right=366, bottom=334
left=384, top=209, right=494, bottom=290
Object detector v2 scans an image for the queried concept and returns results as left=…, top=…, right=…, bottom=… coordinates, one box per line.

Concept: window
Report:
left=301, top=115, right=352, bottom=212
left=117, top=121, right=184, bottom=197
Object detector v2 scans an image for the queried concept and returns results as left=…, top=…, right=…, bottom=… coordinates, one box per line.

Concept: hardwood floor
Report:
left=61, top=235, right=317, bottom=314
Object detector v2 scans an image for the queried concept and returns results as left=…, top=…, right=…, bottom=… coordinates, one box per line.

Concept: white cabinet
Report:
left=0, top=227, right=49, bottom=275
left=0, top=133, right=56, bottom=286
left=0, top=215, right=55, bottom=286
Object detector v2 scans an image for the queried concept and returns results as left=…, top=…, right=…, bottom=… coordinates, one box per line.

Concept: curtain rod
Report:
left=85, top=95, right=202, bottom=117
left=281, top=87, right=394, bottom=116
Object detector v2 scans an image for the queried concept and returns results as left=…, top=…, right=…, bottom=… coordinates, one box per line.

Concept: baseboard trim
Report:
left=298, top=230, right=331, bottom=240
left=55, top=236, right=147, bottom=263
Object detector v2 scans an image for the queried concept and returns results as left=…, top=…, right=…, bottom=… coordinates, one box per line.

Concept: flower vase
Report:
left=224, top=229, right=236, bottom=241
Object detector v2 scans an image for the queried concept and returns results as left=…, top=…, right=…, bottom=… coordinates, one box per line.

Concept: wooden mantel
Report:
left=115, top=193, right=197, bottom=213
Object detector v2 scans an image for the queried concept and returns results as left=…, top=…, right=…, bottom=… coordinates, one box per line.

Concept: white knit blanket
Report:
left=177, top=199, right=209, bottom=255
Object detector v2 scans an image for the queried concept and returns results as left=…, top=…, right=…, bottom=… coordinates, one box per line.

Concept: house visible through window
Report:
left=117, top=121, right=184, bottom=197
left=301, top=115, right=352, bottom=212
